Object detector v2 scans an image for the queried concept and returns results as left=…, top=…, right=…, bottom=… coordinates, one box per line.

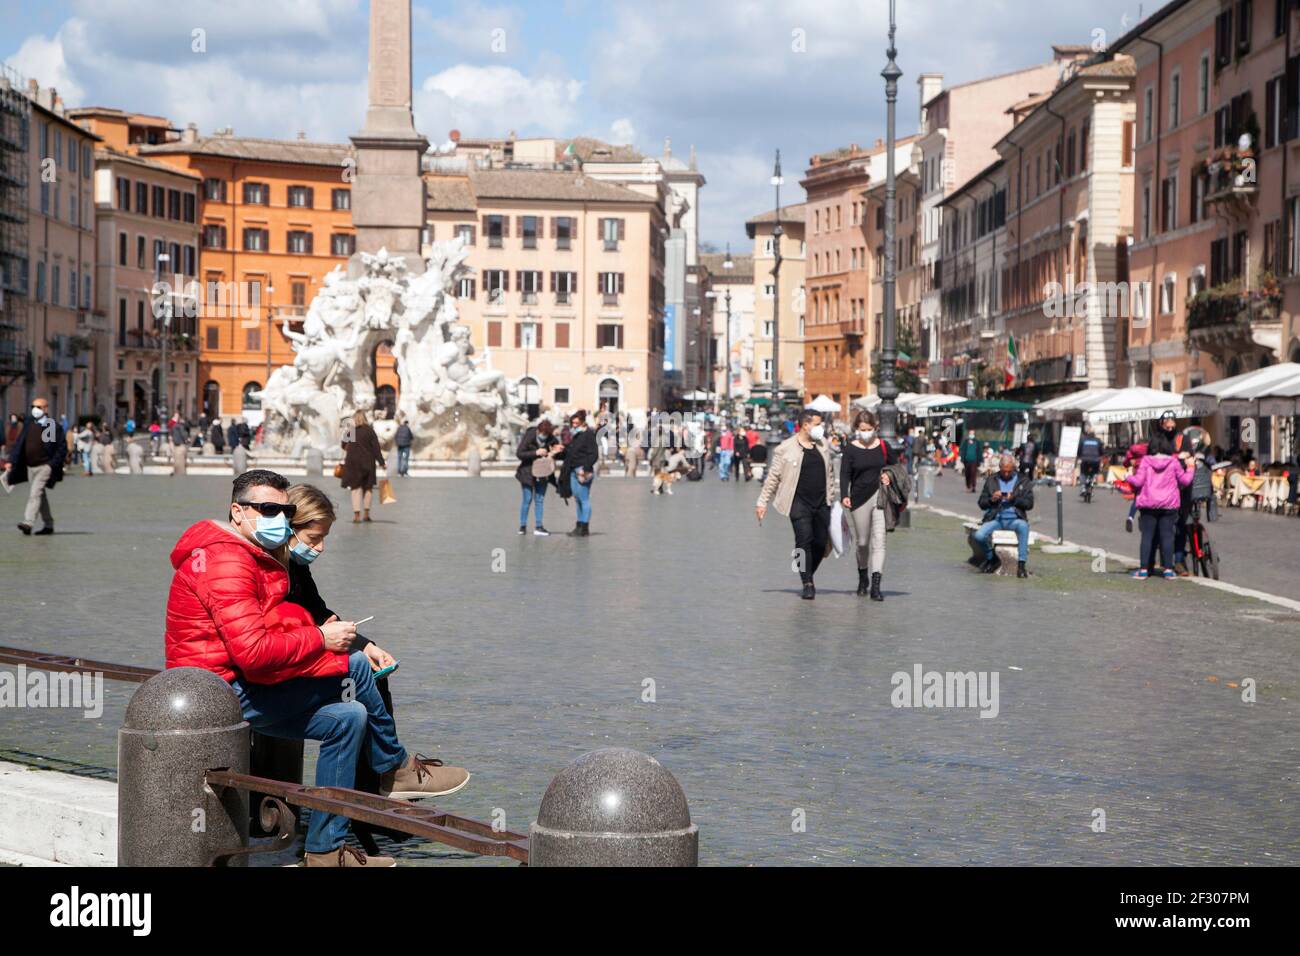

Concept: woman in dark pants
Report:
left=282, top=483, right=469, bottom=852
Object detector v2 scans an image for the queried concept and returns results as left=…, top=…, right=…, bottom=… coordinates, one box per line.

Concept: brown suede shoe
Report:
left=304, top=845, right=395, bottom=868
left=380, top=753, right=470, bottom=799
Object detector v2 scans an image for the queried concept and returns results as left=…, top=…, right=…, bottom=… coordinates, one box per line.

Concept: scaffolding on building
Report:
left=0, top=62, right=32, bottom=392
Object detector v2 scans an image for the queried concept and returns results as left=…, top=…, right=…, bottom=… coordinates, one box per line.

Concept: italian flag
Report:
left=1004, top=333, right=1019, bottom=388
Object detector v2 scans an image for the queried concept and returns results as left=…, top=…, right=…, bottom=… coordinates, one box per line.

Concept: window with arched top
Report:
left=241, top=381, right=262, bottom=409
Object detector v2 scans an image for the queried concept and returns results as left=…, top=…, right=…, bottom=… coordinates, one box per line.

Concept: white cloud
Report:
left=8, top=30, right=83, bottom=102
left=417, top=64, right=582, bottom=138
left=609, top=117, right=635, bottom=145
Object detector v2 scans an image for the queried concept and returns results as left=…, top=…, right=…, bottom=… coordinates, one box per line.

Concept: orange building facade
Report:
left=138, top=133, right=365, bottom=423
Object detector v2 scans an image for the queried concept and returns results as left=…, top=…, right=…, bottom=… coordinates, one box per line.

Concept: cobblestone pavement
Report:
left=921, top=466, right=1299, bottom=599
left=1, top=472, right=1297, bottom=865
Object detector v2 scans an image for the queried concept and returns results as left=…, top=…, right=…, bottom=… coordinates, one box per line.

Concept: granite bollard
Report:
left=467, top=444, right=482, bottom=478
left=232, top=445, right=249, bottom=475
left=117, top=667, right=250, bottom=866
left=173, top=443, right=188, bottom=476
left=530, top=748, right=698, bottom=866
left=305, top=447, right=324, bottom=478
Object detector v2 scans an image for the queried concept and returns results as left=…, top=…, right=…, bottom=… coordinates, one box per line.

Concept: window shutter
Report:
left=514, top=323, right=521, bottom=348
left=550, top=270, right=556, bottom=292
left=515, top=270, right=522, bottom=291
left=502, top=270, right=510, bottom=292
left=571, top=216, right=577, bottom=240
left=556, top=323, right=569, bottom=348
left=481, top=215, right=488, bottom=236
left=618, top=218, right=626, bottom=240
left=618, top=273, right=625, bottom=293
left=549, top=217, right=555, bottom=239
left=502, top=216, right=510, bottom=238
left=488, top=320, right=501, bottom=347
left=536, top=325, right=543, bottom=348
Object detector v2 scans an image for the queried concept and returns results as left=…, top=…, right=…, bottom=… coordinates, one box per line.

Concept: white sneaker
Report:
left=534, top=527, right=550, bottom=536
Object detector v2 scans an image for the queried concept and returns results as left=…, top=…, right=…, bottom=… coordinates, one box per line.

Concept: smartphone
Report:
left=373, top=659, right=400, bottom=679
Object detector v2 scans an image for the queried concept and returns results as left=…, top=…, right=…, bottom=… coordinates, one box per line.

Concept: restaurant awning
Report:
left=1183, top=362, right=1300, bottom=416
left=1034, top=387, right=1117, bottom=420
left=1083, top=387, right=1191, bottom=424
left=933, top=399, right=1034, bottom=412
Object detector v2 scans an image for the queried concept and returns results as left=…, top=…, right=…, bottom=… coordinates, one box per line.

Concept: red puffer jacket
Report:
left=164, top=520, right=349, bottom=684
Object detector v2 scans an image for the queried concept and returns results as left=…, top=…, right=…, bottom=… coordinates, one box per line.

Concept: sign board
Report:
left=1058, top=425, right=1082, bottom=459
left=1013, top=422, right=1028, bottom=448
left=1055, top=457, right=1078, bottom=486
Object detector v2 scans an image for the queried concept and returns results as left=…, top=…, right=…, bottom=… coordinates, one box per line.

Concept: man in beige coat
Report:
left=755, top=409, right=837, bottom=600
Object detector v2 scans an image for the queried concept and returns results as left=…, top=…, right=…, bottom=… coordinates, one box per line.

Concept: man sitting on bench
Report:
left=973, top=453, right=1034, bottom=578
left=164, top=468, right=469, bottom=868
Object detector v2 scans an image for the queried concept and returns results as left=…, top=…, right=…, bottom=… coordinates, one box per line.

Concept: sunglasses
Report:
left=236, top=500, right=297, bottom=519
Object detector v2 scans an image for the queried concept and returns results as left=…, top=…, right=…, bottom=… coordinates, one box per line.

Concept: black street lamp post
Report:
left=878, top=0, right=903, bottom=453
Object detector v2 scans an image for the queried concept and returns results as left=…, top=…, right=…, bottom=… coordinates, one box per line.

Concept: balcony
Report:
left=1202, top=148, right=1257, bottom=212
left=1186, top=278, right=1282, bottom=361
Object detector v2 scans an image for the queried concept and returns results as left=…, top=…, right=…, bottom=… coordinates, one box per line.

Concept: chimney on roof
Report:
left=689, top=143, right=697, bottom=171
left=664, top=136, right=671, bottom=159
left=874, top=138, right=883, bottom=149
left=27, top=78, right=37, bottom=95
left=918, top=73, right=943, bottom=133
left=183, top=122, right=198, bottom=144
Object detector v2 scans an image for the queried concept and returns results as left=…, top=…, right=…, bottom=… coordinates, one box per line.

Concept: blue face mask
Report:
left=289, top=536, right=320, bottom=565
left=250, top=511, right=291, bottom=549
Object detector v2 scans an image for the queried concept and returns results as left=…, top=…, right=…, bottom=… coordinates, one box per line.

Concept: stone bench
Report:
left=964, top=522, right=1026, bottom=575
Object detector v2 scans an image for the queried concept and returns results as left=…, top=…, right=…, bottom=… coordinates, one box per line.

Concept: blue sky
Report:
left=2, top=0, right=1144, bottom=248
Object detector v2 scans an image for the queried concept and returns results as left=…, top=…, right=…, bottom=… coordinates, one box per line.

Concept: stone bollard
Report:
left=173, top=443, right=188, bottom=476
left=127, top=440, right=145, bottom=475
left=466, top=444, right=481, bottom=478
left=232, top=445, right=249, bottom=475
left=118, top=667, right=250, bottom=866
left=305, top=447, right=324, bottom=478
left=203, top=442, right=216, bottom=456
left=530, top=748, right=698, bottom=866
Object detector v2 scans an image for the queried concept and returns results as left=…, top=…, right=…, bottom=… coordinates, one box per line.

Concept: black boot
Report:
left=800, top=582, right=815, bottom=600
left=980, top=557, right=1000, bottom=574
left=856, top=568, right=870, bottom=596
left=1016, top=561, right=1028, bottom=578
left=580, top=521, right=590, bottom=536
left=869, top=572, right=884, bottom=601
left=567, top=522, right=584, bottom=537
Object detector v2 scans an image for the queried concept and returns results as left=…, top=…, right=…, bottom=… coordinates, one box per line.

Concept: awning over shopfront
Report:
left=1183, top=362, right=1300, bottom=416
left=1083, top=387, right=1191, bottom=425
left=1034, top=388, right=1117, bottom=420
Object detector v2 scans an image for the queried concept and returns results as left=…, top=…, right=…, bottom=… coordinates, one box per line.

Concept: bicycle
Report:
left=1079, top=461, right=1100, bottom=503
left=1186, top=499, right=1220, bottom=580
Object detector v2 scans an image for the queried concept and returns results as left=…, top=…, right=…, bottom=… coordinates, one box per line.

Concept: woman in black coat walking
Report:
left=555, top=409, right=599, bottom=536
left=515, top=419, right=560, bottom=536
left=339, top=410, right=387, bottom=523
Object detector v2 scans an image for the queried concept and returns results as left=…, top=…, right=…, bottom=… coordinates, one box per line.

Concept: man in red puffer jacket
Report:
left=164, top=469, right=469, bottom=867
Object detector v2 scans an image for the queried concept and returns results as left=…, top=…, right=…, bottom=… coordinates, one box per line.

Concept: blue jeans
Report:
left=570, top=470, right=593, bottom=522
left=718, top=450, right=733, bottom=479
left=520, top=481, right=546, bottom=526
left=973, top=514, right=1030, bottom=562
left=231, top=651, right=406, bottom=853
left=81, top=448, right=92, bottom=473
left=396, top=445, right=411, bottom=476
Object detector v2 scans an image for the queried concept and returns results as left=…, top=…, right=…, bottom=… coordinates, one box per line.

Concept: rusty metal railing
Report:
left=205, top=770, right=529, bottom=865
left=2, top=645, right=529, bottom=865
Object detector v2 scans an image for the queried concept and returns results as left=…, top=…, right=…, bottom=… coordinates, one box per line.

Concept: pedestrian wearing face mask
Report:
left=755, top=408, right=837, bottom=600
left=3, top=398, right=67, bottom=535
left=555, top=409, right=598, bottom=536
left=840, top=411, right=892, bottom=600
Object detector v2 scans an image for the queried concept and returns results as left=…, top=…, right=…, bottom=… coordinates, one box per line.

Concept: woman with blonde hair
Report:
left=276, top=483, right=471, bottom=862
left=339, top=409, right=387, bottom=523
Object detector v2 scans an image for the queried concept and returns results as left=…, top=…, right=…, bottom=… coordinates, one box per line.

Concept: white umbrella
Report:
left=808, top=393, right=842, bottom=413
left=907, top=393, right=966, bottom=418
left=1084, top=387, right=1192, bottom=425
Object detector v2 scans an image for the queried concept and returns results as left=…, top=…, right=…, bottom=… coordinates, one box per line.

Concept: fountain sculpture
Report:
left=253, top=238, right=525, bottom=460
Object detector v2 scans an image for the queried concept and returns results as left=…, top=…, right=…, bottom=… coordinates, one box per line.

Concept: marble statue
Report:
left=253, top=238, right=526, bottom=460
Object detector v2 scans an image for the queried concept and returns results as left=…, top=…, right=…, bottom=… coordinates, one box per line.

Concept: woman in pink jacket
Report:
left=1126, top=430, right=1194, bottom=579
